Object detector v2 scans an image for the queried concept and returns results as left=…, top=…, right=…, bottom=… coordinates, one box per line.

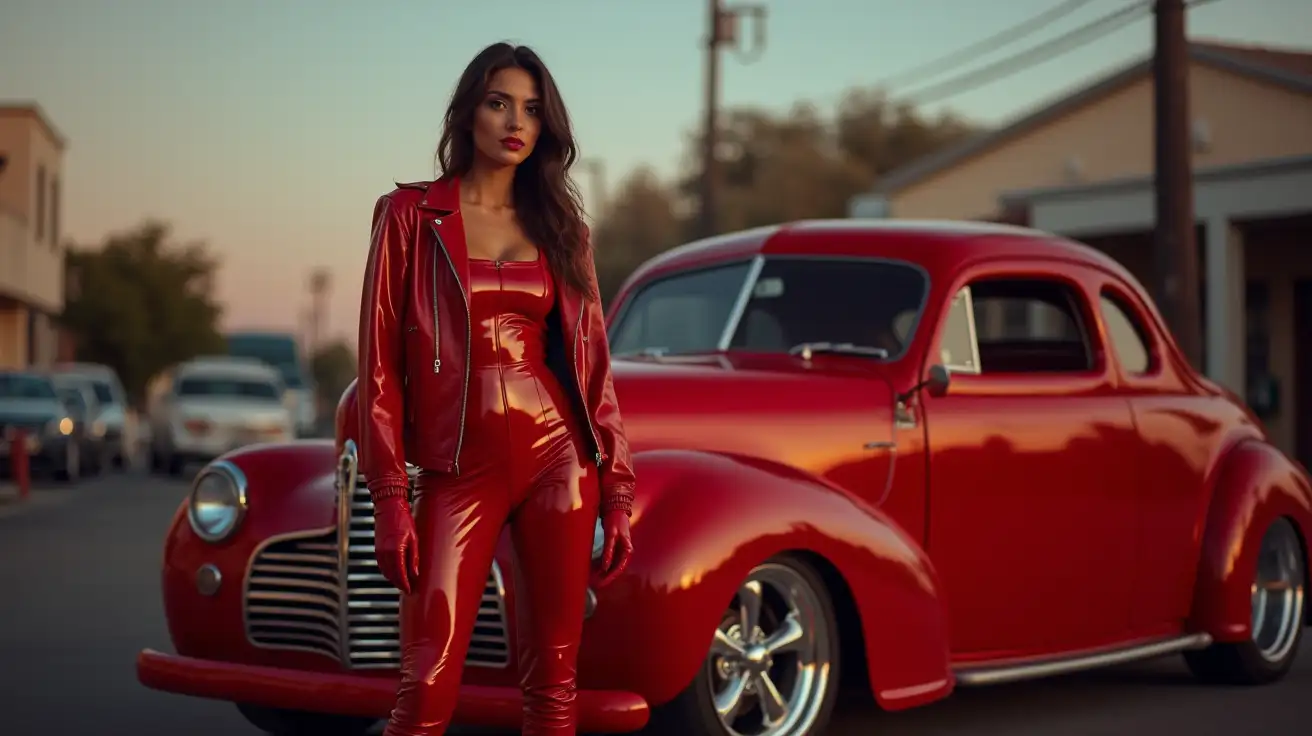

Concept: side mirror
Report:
left=896, top=363, right=952, bottom=404
left=926, top=364, right=951, bottom=397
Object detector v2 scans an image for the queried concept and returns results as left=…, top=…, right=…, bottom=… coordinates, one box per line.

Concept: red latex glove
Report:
left=373, top=496, right=420, bottom=595
left=595, top=508, right=634, bottom=588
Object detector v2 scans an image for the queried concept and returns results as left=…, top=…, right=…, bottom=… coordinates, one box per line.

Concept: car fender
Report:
left=581, top=449, right=953, bottom=711
left=1187, top=438, right=1312, bottom=641
left=161, top=441, right=340, bottom=663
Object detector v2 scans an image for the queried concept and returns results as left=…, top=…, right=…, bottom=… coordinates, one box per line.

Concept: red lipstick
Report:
left=500, top=137, right=525, bottom=151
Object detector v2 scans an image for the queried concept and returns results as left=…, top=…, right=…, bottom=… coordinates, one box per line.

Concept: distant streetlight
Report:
left=580, top=158, right=607, bottom=220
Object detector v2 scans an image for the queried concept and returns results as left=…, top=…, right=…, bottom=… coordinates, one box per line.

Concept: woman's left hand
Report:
left=596, top=508, right=634, bottom=588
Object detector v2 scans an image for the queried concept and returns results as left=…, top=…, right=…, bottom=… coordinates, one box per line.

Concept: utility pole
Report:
left=1153, top=0, right=1202, bottom=368
left=699, top=0, right=768, bottom=239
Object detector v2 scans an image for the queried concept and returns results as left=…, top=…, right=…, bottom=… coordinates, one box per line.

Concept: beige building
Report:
left=851, top=40, right=1312, bottom=468
left=0, top=103, right=67, bottom=369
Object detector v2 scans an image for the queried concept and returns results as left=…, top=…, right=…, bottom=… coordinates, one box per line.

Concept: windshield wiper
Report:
left=613, top=347, right=671, bottom=359
left=788, top=342, right=889, bottom=360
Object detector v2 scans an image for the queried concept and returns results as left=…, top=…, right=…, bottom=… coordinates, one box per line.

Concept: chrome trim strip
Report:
left=953, top=633, right=1213, bottom=687
left=336, top=438, right=358, bottom=664
left=716, top=255, right=765, bottom=350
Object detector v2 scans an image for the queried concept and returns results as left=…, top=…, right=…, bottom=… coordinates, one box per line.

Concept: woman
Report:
left=356, top=42, right=636, bottom=735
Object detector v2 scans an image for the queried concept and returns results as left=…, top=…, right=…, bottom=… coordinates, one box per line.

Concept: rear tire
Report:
left=235, top=704, right=377, bottom=736
left=646, top=555, right=841, bottom=736
left=1185, top=517, right=1306, bottom=685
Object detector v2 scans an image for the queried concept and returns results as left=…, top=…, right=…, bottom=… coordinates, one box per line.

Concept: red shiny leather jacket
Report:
left=356, top=177, right=635, bottom=516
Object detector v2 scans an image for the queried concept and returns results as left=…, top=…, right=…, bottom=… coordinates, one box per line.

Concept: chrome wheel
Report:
left=1251, top=518, right=1306, bottom=663
left=707, top=563, right=832, bottom=736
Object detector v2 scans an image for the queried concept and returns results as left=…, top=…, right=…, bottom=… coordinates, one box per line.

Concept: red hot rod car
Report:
left=137, top=219, right=1311, bottom=736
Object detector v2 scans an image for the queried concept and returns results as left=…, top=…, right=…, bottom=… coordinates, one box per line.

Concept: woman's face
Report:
left=471, top=66, right=541, bottom=168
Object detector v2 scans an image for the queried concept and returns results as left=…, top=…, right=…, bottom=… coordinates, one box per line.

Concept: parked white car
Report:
left=146, top=359, right=293, bottom=475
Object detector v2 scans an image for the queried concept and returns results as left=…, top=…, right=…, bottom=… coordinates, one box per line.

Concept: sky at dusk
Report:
left=2, top=0, right=1309, bottom=347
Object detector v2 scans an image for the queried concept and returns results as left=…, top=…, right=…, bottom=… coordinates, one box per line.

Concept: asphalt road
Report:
left=0, top=471, right=1306, bottom=735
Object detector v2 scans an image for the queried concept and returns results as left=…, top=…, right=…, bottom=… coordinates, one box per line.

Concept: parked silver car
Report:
left=0, top=370, right=84, bottom=482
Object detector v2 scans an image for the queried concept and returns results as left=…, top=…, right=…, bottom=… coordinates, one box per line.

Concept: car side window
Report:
left=968, top=278, right=1094, bottom=374
left=1099, top=292, right=1153, bottom=374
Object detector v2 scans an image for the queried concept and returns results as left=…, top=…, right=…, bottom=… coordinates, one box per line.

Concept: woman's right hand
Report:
left=373, top=496, right=420, bottom=594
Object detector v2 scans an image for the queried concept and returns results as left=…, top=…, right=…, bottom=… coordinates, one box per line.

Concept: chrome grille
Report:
left=344, top=470, right=512, bottom=669
left=240, top=443, right=512, bottom=670
left=244, top=529, right=342, bottom=660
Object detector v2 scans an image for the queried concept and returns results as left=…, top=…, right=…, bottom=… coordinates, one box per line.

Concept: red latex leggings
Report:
left=382, top=446, right=598, bottom=735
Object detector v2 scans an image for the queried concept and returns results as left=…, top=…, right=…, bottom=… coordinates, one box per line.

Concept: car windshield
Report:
left=0, top=373, right=59, bottom=400
left=608, top=257, right=929, bottom=360
left=609, top=261, right=754, bottom=357
left=57, top=387, right=88, bottom=415
left=177, top=376, right=282, bottom=401
left=90, top=380, right=116, bottom=405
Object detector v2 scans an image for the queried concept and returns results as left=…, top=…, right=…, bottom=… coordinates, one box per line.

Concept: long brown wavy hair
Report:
left=436, top=42, right=595, bottom=300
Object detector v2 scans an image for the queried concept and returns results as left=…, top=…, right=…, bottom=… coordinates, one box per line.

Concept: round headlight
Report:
left=592, top=517, right=605, bottom=560
left=187, top=461, right=248, bottom=543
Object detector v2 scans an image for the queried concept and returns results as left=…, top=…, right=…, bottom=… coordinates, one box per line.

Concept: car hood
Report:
left=609, top=352, right=897, bottom=458
left=0, top=398, right=64, bottom=425
left=96, top=403, right=127, bottom=426
left=175, top=397, right=289, bottom=425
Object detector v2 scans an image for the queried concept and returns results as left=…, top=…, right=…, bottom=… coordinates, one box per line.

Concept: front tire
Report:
left=235, top=704, right=377, bottom=736
left=647, top=555, right=841, bottom=736
left=1185, top=516, right=1306, bottom=685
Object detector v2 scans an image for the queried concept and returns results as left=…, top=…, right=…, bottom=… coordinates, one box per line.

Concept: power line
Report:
left=875, top=0, right=1100, bottom=90
left=891, top=0, right=1224, bottom=107
left=894, top=1, right=1155, bottom=106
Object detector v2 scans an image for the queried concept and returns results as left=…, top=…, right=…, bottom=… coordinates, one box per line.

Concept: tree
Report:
left=591, top=167, right=684, bottom=305
left=61, top=221, right=226, bottom=407
left=593, top=87, right=983, bottom=296
left=310, top=340, right=356, bottom=413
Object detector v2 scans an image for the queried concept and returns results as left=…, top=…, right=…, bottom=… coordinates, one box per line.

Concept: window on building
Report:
left=50, top=176, right=60, bottom=248
left=968, top=278, right=1093, bottom=374
left=1099, top=292, right=1153, bottom=374
left=35, top=166, right=46, bottom=241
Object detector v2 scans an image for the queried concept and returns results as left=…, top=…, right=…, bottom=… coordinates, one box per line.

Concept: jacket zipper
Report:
left=429, top=220, right=471, bottom=476
left=572, top=300, right=605, bottom=467
left=438, top=250, right=448, bottom=369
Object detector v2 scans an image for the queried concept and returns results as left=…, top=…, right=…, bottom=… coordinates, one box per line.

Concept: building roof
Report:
left=873, top=40, right=1312, bottom=196
left=0, top=102, right=68, bottom=151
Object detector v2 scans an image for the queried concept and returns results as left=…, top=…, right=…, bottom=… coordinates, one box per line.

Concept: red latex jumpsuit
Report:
left=357, top=179, right=635, bottom=736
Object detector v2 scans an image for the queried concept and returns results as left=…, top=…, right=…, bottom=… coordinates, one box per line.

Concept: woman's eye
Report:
left=488, top=99, right=505, bottom=110
left=526, top=106, right=539, bottom=116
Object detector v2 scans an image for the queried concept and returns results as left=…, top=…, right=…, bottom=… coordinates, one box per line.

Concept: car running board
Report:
left=953, top=633, right=1214, bottom=687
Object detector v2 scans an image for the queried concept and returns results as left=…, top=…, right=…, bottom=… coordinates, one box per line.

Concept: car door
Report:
left=922, top=263, right=1141, bottom=659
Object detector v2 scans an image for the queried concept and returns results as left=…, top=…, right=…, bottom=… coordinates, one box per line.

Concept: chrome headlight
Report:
left=592, top=517, right=605, bottom=560
left=187, top=460, right=248, bottom=543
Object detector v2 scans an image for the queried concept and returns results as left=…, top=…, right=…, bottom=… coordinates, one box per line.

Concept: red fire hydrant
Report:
left=9, top=428, right=30, bottom=501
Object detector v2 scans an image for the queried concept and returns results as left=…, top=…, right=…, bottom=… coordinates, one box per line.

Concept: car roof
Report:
left=176, top=358, right=283, bottom=382
left=623, top=218, right=1137, bottom=287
